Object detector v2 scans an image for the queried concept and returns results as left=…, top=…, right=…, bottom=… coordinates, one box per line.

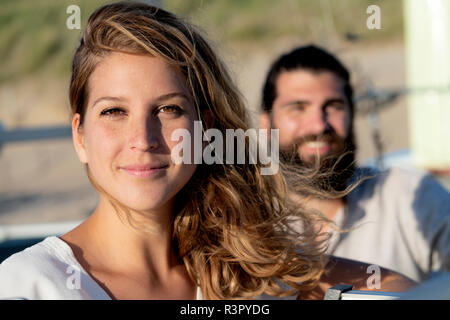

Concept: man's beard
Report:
left=280, top=129, right=356, bottom=193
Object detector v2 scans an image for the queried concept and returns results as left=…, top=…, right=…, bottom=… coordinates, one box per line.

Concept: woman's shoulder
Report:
left=0, top=236, right=106, bottom=300
left=2, top=236, right=64, bottom=262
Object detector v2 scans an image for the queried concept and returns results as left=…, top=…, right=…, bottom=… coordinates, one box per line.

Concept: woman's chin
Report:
left=105, top=192, right=171, bottom=213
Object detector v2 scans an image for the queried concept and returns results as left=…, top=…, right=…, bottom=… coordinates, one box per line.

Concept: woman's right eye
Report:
left=100, top=107, right=126, bottom=117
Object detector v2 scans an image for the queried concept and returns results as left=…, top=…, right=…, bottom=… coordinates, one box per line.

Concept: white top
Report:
left=327, top=167, right=450, bottom=282
left=0, top=236, right=294, bottom=300
left=0, top=236, right=203, bottom=300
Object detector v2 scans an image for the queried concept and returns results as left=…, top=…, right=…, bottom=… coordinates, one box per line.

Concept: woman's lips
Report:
left=120, top=164, right=169, bottom=177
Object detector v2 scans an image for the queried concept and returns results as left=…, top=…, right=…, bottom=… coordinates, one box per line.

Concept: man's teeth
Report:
left=306, top=141, right=327, bottom=148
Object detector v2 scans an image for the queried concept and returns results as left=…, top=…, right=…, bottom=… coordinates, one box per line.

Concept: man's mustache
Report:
left=295, top=132, right=341, bottom=146
left=280, top=130, right=346, bottom=158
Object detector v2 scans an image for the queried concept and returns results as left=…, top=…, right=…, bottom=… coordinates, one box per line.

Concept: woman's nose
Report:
left=128, top=119, right=159, bottom=151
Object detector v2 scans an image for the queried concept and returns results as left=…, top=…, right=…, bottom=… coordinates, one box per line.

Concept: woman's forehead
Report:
left=87, top=52, right=192, bottom=105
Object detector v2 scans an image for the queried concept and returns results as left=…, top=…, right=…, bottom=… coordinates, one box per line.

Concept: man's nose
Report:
left=307, top=109, right=329, bottom=135
left=128, top=118, right=159, bottom=151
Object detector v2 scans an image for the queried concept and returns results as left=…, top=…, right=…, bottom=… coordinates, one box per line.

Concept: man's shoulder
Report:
left=384, top=166, right=430, bottom=182
left=346, top=166, right=444, bottom=207
left=354, top=166, right=431, bottom=190
left=349, top=166, right=450, bottom=212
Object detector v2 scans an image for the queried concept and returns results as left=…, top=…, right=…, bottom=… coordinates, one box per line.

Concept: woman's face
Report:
left=72, top=52, right=198, bottom=213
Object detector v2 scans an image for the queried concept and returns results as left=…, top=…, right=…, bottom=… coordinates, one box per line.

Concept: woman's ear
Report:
left=72, top=113, right=88, bottom=164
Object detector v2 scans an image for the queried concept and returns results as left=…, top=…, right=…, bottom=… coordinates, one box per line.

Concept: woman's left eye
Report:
left=157, top=105, right=183, bottom=115
left=100, top=107, right=126, bottom=117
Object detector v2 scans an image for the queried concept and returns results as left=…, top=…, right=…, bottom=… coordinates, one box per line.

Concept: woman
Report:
left=0, top=1, right=415, bottom=300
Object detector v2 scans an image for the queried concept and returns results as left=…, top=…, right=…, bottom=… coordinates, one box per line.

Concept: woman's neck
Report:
left=83, top=198, right=179, bottom=276
left=61, top=197, right=196, bottom=299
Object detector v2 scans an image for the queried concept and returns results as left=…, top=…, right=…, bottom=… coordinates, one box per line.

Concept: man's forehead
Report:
left=274, top=69, right=346, bottom=101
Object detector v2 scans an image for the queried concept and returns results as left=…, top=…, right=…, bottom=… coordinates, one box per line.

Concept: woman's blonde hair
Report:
left=69, top=1, right=337, bottom=299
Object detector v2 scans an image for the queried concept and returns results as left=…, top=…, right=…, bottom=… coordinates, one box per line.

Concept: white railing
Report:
left=0, top=220, right=82, bottom=242
left=0, top=121, right=71, bottom=150
left=0, top=121, right=75, bottom=242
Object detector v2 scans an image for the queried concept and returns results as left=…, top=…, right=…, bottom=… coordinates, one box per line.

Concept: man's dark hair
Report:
left=261, top=44, right=354, bottom=117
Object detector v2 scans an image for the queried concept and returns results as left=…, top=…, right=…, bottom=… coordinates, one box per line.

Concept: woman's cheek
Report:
left=164, top=120, right=195, bottom=149
left=85, top=125, right=121, bottom=165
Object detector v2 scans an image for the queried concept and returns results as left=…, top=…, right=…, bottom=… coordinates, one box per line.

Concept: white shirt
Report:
left=0, top=236, right=293, bottom=300
left=328, top=167, right=450, bottom=282
left=0, top=236, right=204, bottom=300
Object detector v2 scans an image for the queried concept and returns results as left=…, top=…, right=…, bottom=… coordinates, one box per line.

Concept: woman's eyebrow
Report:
left=91, top=96, right=128, bottom=108
left=153, top=92, right=190, bottom=104
left=91, top=92, right=190, bottom=108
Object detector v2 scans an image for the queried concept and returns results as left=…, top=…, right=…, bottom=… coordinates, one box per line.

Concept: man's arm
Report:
left=298, top=256, right=417, bottom=300
left=411, top=173, right=450, bottom=274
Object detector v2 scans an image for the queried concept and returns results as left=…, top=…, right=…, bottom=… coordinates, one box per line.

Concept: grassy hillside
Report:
left=0, top=0, right=403, bottom=83
left=167, top=0, right=403, bottom=44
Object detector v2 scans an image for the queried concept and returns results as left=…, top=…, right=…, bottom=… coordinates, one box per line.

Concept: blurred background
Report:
left=0, top=0, right=449, bottom=233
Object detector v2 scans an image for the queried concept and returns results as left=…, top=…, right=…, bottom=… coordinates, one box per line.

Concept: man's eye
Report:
left=327, top=104, right=346, bottom=112
left=289, top=104, right=305, bottom=112
left=328, top=101, right=346, bottom=110
left=100, top=107, right=126, bottom=116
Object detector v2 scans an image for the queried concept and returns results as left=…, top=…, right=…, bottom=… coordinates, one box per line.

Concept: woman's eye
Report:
left=100, top=107, right=126, bottom=117
left=157, top=105, right=183, bottom=115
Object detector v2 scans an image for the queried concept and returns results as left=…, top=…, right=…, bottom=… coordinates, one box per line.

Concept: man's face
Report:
left=266, top=69, right=352, bottom=166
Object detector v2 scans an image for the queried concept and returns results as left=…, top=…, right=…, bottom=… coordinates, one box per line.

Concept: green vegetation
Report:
left=0, top=0, right=403, bottom=83
left=166, top=0, right=403, bottom=42
left=0, top=0, right=110, bottom=82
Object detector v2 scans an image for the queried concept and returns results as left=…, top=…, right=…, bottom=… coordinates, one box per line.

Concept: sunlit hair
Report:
left=69, top=1, right=340, bottom=299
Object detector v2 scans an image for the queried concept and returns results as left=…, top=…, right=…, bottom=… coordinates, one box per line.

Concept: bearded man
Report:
left=259, top=45, right=450, bottom=283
